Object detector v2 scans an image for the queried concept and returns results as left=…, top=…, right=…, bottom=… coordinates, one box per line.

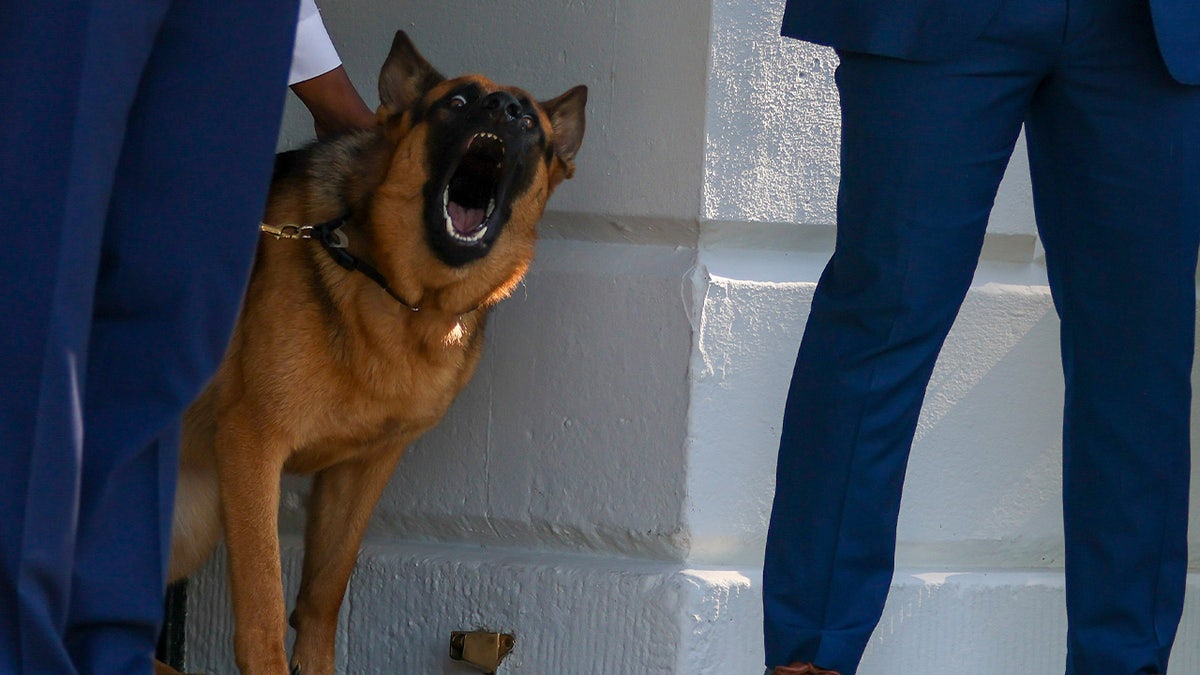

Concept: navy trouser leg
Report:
left=0, top=2, right=150, bottom=669
left=0, top=0, right=296, bottom=672
left=762, top=10, right=1054, bottom=669
left=65, top=2, right=297, bottom=670
left=765, top=0, right=1199, bottom=673
left=1023, top=2, right=1200, bottom=673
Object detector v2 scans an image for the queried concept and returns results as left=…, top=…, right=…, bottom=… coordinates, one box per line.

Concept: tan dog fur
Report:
left=160, top=32, right=585, bottom=674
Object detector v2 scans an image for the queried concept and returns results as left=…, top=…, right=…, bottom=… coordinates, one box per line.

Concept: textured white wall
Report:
left=364, top=240, right=696, bottom=560
left=702, top=0, right=1036, bottom=237
left=280, top=0, right=712, bottom=222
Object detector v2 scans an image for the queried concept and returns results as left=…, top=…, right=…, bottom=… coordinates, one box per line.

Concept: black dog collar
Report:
left=260, top=216, right=420, bottom=312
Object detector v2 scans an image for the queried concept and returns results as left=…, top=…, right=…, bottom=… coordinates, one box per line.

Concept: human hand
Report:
left=290, top=65, right=375, bottom=139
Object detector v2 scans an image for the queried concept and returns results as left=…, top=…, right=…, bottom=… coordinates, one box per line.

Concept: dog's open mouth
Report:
left=442, top=132, right=506, bottom=243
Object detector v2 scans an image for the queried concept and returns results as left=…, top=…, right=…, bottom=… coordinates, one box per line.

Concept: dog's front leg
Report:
left=289, top=449, right=405, bottom=675
left=215, top=416, right=291, bottom=674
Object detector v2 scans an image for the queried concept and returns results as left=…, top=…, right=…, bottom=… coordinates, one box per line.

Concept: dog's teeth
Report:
left=486, top=198, right=496, bottom=218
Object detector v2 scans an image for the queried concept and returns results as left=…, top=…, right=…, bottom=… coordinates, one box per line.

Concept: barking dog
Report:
left=161, top=31, right=585, bottom=674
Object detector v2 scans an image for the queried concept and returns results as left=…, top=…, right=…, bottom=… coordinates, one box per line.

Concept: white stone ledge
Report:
left=539, top=211, right=1045, bottom=267
left=183, top=545, right=1200, bottom=674
left=184, top=540, right=762, bottom=674
left=865, top=569, right=1200, bottom=674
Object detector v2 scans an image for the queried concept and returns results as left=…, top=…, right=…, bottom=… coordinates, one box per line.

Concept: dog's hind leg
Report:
left=168, top=458, right=222, bottom=582
left=169, top=386, right=224, bottom=581
left=289, top=449, right=405, bottom=675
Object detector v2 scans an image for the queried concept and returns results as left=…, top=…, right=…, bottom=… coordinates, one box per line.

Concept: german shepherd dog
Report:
left=160, top=32, right=585, bottom=674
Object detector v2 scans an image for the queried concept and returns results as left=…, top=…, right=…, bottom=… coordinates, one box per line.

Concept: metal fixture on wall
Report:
left=450, top=631, right=516, bottom=674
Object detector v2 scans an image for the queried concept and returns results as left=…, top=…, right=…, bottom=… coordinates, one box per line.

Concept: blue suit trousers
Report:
left=764, top=0, right=1200, bottom=673
left=0, top=0, right=296, bottom=671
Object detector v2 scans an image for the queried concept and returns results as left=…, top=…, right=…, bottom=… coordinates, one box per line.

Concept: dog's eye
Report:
left=519, top=115, right=536, bottom=130
left=448, top=95, right=468, bottom=109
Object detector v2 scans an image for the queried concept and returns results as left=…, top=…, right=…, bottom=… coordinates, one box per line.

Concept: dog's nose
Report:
left=480, top=91, right=522, bottom=123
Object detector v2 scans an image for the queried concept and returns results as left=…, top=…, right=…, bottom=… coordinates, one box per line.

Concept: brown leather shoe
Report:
left=769, top=663, right=843, bottom=675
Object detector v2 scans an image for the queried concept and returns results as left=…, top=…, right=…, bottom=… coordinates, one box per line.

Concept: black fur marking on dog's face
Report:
left=421, top=82, right=549, bottom=267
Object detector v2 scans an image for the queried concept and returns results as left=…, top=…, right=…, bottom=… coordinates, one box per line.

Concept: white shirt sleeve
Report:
left=288, top=0, right=343, bottom=85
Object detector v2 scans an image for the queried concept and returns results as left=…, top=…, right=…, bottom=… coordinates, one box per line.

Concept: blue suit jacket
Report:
left=781, top=0, right=1200, bottom=84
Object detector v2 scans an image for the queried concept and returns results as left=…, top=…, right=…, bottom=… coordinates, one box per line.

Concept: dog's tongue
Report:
left=448, top=201, right=486, bottom=234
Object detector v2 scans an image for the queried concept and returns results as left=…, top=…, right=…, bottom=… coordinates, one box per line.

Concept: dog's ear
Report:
left=540, top=85, right=587, bottom=179
left=377, top=31, right=445, bottom=116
